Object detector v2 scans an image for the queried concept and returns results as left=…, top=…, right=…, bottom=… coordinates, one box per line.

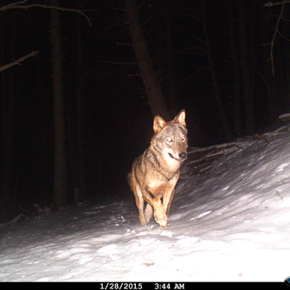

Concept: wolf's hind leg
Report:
left=135, top=195, right=146, bottom=226
left=134, top=185, right=147, bottom=226
left=144, top=203, right=153, bottom=224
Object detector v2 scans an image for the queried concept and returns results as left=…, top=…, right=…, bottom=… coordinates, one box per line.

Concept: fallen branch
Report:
left=214, top=143, right=244, bottom=153
left=275, top=190, right=284, bottom=200
left=274, top=126, right=288, bottom=133
left=0, top=50, right=39, bottom=72
left=279, top=113, right=290, bottom=122
left=205, top=151, right=224, bottom=162
left=254, top=134, right=270, bottom=144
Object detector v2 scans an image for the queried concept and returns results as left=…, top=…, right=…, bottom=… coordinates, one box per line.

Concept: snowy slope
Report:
left=1, top=129, right=290, bottom=282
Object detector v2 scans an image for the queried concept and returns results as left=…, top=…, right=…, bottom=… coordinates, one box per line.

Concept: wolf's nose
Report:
left=179, top=152, right=187, bottom=160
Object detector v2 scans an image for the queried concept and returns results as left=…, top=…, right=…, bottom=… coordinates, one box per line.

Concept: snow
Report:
left=1, top=128, right=290, bottom=282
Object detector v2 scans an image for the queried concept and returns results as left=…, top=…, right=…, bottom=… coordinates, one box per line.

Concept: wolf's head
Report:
left=152, top=110, right=188, bottom=164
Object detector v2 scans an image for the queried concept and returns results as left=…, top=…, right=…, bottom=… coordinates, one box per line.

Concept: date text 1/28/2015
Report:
left=99, top=283, right=185, bottom=290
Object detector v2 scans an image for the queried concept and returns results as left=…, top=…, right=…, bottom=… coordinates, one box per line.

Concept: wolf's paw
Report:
left=154, top=209, right=167, bottom=227
left=140, top=220, right=147, bottom=227
left=159, top=219, right=168, bottom=227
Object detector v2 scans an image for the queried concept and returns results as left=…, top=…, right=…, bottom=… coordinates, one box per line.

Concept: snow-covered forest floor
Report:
left=1, top=126, right=290, bottom=282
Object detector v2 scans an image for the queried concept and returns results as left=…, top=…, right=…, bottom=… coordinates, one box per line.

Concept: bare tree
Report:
left=66, top=8, right=86, bottom=206
left=1, top=15, right=16, bottom=222
left=0, top=0, right=92, bottom=219
left=164, top=1, right=179, bottom=117
left=201, top=2, right=233, bottom=141
left=227, top=0, right=243, bottom=138
left=264, top=0, right=287, bottom=77
left=238, top=0, right=255, bottom=135
left=75, top=10, right=86, bottom=204
left=50, top=0, right=67, bottom=207
left=124, top=0, right=170, bottom=120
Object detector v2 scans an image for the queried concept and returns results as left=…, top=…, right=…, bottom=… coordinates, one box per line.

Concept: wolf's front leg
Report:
left=145, top=201, right=167, bottom=227
left=162, top=188, right=175, bottom=219
left=153, top=203, right=167, bottom=227
left=142, top=187, right=167, bottom=227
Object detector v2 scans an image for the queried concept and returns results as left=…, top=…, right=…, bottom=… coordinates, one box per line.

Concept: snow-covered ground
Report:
left=1, top=128, right=290, bottom=282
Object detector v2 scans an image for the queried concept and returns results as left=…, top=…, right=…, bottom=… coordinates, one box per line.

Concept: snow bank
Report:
left=1, top=130, right=290, bottom=282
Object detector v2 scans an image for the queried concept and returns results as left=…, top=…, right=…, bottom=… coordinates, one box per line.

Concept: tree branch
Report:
left=0, top=50, right=39, bottom=72
left=268, top=0, right=286, bottom=77
left=0, top=0, right=93, bottom=26
left=100, top=61, right=137, bottom=65
left=264, top=1, right=290, bottom=7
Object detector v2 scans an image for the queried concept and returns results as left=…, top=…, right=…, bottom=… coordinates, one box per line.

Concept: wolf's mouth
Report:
left=168, top=152, right=187, bottom=161
left=168, top=153, right=181, bottom=161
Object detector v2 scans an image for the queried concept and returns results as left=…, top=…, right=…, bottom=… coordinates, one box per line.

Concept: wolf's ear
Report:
left=153, top=116, right=167, bottom=133
left=174, top=109, right=186, bottom=127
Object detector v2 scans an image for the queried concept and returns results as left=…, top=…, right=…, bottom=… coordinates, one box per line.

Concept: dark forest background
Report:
left=1, top=0, right=290, bottom=222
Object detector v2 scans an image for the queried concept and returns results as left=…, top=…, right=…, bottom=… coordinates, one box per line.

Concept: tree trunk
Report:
left=280, top=9, right=290, bottom=113
left=238, top=0, right=255, bottom=135
left=124, top=0, right=170, bottom=120
left=50, top=0, right=67, bottom=207
left=1, top=13, right=16, bottom=222
left=202, top=2, right=233, bottom=142
left=257, top=3, right=279, bottom=126
left=36, top=45, right=52, bottom=204
left=228, top=0, right=243, bottom=138
left=165, top=2, right=179, bottom=117
left=75, top=11, right=86, bottom=202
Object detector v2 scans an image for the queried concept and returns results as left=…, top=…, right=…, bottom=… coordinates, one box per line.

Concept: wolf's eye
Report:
left=181, top=135, right=186, bottom=140
left=166, top=137, right=173, bottom=142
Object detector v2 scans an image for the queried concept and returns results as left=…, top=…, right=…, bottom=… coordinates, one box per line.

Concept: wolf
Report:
left=128, top=110, right=188, bottom=228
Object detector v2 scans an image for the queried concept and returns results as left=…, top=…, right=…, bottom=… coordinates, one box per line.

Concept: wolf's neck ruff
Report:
left=145, top=147, right=181, bottom=181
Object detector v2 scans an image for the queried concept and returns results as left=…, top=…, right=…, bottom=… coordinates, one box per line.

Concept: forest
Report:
left=1, top=0, right=290, bottom=222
